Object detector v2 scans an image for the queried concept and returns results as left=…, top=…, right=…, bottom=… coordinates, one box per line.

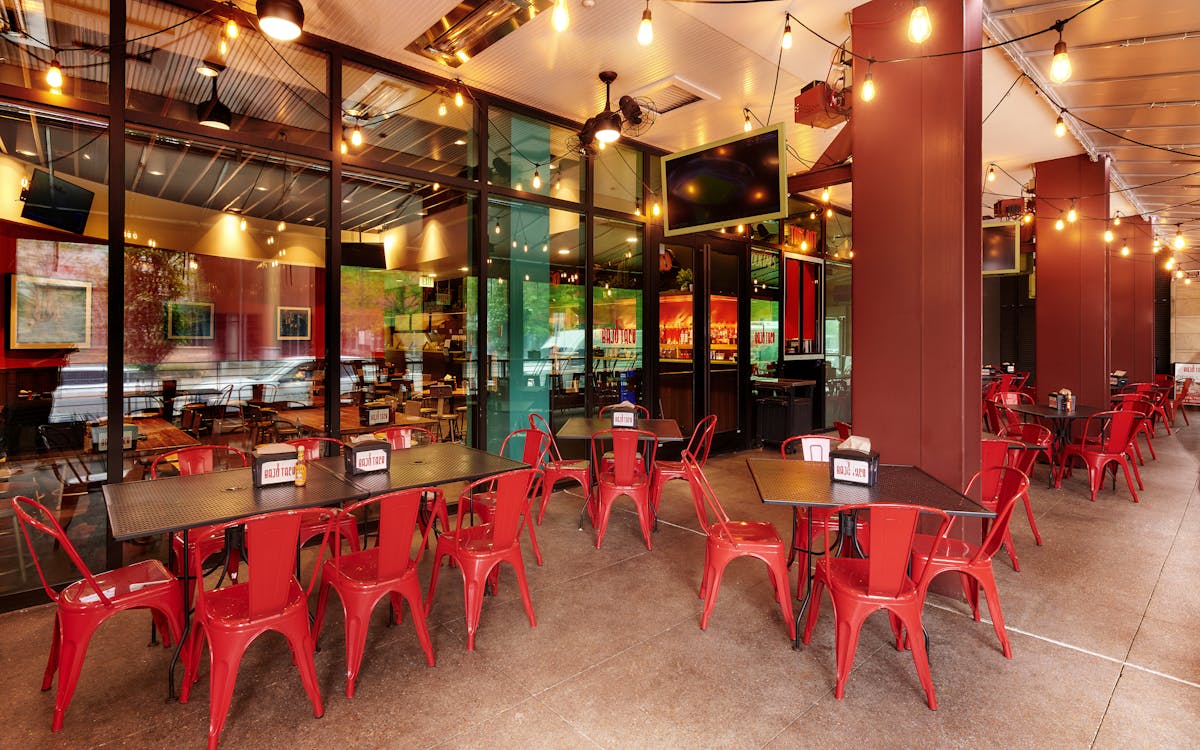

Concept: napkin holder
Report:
left=343, top=438, right=391, bottom=475
left=88, top=422, right=139, bottom=452
left=1048, top=389, right=1074, bottom=412
left=829, top=448, right=880, bottom=486
left=252, top=443, right=297, bottom=488
left=358, top=401, right=392, bottom=427
left=609, top=402, right=639, bottom=429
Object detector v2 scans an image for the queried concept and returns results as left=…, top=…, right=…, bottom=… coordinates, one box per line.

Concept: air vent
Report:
left=626, top=75, right=718, bottom=115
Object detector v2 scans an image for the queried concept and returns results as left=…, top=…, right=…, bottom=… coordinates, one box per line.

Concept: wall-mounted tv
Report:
left=982, top=219, right=1022, bottom=276
left=661, top=122, right=788, bottom=237
left=20, top=169, right=94, bottom=235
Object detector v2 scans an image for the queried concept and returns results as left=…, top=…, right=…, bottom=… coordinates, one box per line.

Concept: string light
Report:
left=350, top=124, right=363, bottom=147
left=438, top=97, right=447, bottom=117
left=1023, top=211, right=1034, bottom=224
left=825, top=207, right=833, bottom=218
left=1176, top=269, right=1185, bottom=279
left=224, top=19, right=239, bottom=39
left=277, top=220, right=285, bottom=232
left=652, top=200, right=661, bottom=217
left=1152, top=238, right=1161, bottom=253
left=1103, top=228, right=1114, bottom=243
left=1049, top=30, right=1072, bottom=83
left=219, top=37, right=229, bottom=56
left=1120, top=242, right=1130, bottom=257
left=1165, top=256, right=1176, bottom=270
left=1055, top=213, right=1065, bottom=231
left=339, top=140, right=347, bottom=154
left=1187, top=277, right=1194, bottom=286
left=454, top=82, right=465, bottom=108
left=45, top=59, right=63, bottom=90
left=860, top=68, right=876, bottom=102
left=1055, top=115, right=1067, bottom=138
left=1067, top=200, right=1077, bottom=223
left=1174, top=225, right=1187, bottom=250
left=986, top=164, right=996, bottom=183
left=634, top=200, right=642, bottom=217
left=743, top=109, right=752, bottom=132
left=531, top=168, right=542, bottom=190
left=552, top=0, right=569, bottom=32
left=239, top=217, right=247, bottom=232
left=782, top=16, right=793, bottom=50
left=494, top=220, right=502, bottom=235
left=1112, top=211, right=1122, bottom=226
left=638, top=1, right=653, bottom=46
left=908, top=0, right=932, bottom=44
left=820, top=187, right=830, bottom=203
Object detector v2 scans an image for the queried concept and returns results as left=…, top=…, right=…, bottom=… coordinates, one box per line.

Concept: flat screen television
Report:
left=981, top=219, right=1022, bottom=275
left=661, top=122, right=788, bottom=237
left=20, top=169, right=94, bottom=235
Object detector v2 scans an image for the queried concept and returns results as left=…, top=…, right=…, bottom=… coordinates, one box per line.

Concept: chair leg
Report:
left=766, top=556, right=796, bottom=640
left=202, top=633, right=252, bottom=750
left=960, top=572, right=981, bottom=620
left=313, top=579, right=332, bottom=645
left=461, top=564, right=489, bottom=650
left=424, top=547, right=446, bottom=617
left=41, top=612, right=61, bottom=692
left=699, top=557, right=729, bottom=630
left=1021, top=491, right=1043, bottom=546
left=895, top=606, right=937, bottom=709
left=833, top=609, right=866, bottom=701
left=592, top=489, right=616, bottom=549
left=400, top=587, right=436, bottom=668
left=1127, top=453, right=1144, bottom=490
left=508, top=551, right=537, bottom=630
left=281, top=621, right=324, bottom=718
left=523, top=508, right=544, bottom=566
left=974, top=568, right=1012, bottom=658
left=341, top=603, right=370, bottom=698
left=49, top=616, right=99, bottom=731
left=1120, top=458, right=1141, bottom=503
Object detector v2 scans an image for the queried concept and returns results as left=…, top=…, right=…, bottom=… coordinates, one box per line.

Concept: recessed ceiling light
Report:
left=428, top=272, right=437, bottom=278
left=304, top=216, right=314, bottom=221
left=255, top=185, right=268, bottom=191
left=626, top=236, right=637, bottom=243
left=148, top=169, right=164, bottom=176
left=454, top=139, right=467, bottom=146
left=459, top=266, right=469, bottom=272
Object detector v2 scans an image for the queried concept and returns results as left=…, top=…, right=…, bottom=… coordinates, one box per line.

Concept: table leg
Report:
left=793, top=509, right=813, bottom=650
left=167, top=530, right=190, bottom=702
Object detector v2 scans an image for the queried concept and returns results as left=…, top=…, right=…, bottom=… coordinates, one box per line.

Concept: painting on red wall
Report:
left=277, top=306, right=311, bottom=341
left=166, top=300, right=214, bottom=340
left=9, top=274, right=92, bottom=349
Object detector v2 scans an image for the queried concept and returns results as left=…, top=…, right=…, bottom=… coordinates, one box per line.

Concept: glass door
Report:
left=657, top=244, right=697, bottom=434
left=707, top=241, right=742, bottom=438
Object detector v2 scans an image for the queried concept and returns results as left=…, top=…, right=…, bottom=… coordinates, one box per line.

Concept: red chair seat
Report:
left=528, top=414, right=591, bottom=524
left=59, top=560, right=178, bottom=607
left=650, top=415, right=717, bottom=514
left=711, top=519, right=784, bottom=548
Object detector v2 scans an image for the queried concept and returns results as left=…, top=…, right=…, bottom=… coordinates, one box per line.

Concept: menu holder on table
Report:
left=252, top=443, right=298, bottom=487
left=87, top=422, right=139, bottom=452
left=359, top=401, right=392, bottom=427
left=343, top=438, right=391, bottom=475
left=829, top=448, right=880, bottom=486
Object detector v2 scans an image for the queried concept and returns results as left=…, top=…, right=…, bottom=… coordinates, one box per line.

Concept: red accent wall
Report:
left=784, top=257, right=800, bottom=342
left=1107, top=215, right=1155, bottom=384
left=849, top=0, right=983, bottom=490
left=1034, top=154, right=1110, bottom=407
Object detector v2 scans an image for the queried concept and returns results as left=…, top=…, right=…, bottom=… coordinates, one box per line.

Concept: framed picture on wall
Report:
left=277, top=306, right=311, bottom=341
left=165, top=301, right=214, bottom=340
left=9, top=275, right=92, bottom=349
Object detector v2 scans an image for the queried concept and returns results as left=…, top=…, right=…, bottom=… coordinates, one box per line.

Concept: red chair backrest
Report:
left=194, top=510, right=312, bottom=620
left=683, top=415, right=718, bottom=467
left=334, top=488, right=438, bottom=579
left=823, top=503, right=951, bottom=598
left=455, top=469, right=541, bottom=548
left=781, top=434, right=836, bottom=462
left=599, top=403, right=650, bottom=418
left=1175, top=378, right=1192, bottom=403
left=150, top=445, right=248, bottom=478
left=500, top=428, right=552, bottom=468
left=528, top=413, right=566, bottom=461
left=286, top=437, right=345, bottom=461
left=999, top=391, right=1031, bottom=405
left=591, top=429, right=657, bottom=485
left=834, top=421, right=852, bottom=440
left=376, top=426, right=436, bottom=450
left=1098, top=409, right=1142, bottom=452
left=980, top=438, right=1021, bottom=475
left=999, top=422, right=1051, bottom=448
left=681, top=454, right=732, bottom=537
left=10, top=496, right=107, bottom=605
left=966, top=467, right=1029, bottom=565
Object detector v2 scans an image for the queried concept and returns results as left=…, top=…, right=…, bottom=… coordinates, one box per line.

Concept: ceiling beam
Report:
left=1056, top=69, right=1200, bottom=87
left=986, top=0, right=1094, bottom=19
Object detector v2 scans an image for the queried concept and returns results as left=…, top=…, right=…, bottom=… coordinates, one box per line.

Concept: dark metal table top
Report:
left=309, top=442, right=526, bottom=496
left=747, top=459, right=994, bottom=519
left=556, top=417, right=684, bottom=441
left=103, top=466, right=368, bottom=541
left=1007, top=403, right=1105, bottom=421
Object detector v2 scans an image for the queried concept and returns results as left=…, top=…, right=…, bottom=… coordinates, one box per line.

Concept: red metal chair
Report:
left=375, top=425, right=437, bottom=449
left=283, top=437, right=362, bottom=554
left=649, top=414, right=717, bottom=515
left=464, top=428, right=551, bottom=565
left=589, top=428, right=659, bottom=550
left=834, top=421, right=852, bottom=440
left=528, top=413, right=591, bottom=524
left=286, top=436, right=345, bottom=460
left=1124, top=382, right=1172, bottom=435
left=1109, top=394, right=1157, bottom=463
left=801, top=503, right=953, bottom=709
left=779, top=434, right=853, bottom=585
left=997, top=423, right=1051, bottom=546
left=910, top=467, right=1029, bottom=659
left=1055, top=410, right=1144, bottom=503
left=978, top=438, right=1025, bottom=570
left=180, top=510, right=326, bottom=750
left=313, top=488, right=439, bottom=697
left=152, top=446, right=249, bottom=584
left=1168, top=377, right=1193, bottom=427
left=599, top=403, right=651, bottom=418
left=425, top=469, right=541, bottom=650
left=11, top=496, right=185, bottom=732
left=682, top=455, right=794, bottom=639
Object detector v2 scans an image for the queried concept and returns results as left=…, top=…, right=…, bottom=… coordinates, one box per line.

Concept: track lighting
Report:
left=638, top=1, right=653, bottom=46
left=257, top=0, right=305, bottom=41
left=552, top=0, right=569, bottom=32
left=196, top=77, right=232, bottom=130
left=1055, top=115, right=1066, bottom=138
left=908, top=1, right=932, bottom=44
left=1049, top=30, right=1072, bottom=83
left=45, top=58, right=63, bottom=90
left=782, top=17, right=793, bottom=50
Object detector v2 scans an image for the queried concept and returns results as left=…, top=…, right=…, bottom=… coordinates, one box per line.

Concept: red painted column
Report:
left=850, top=0, right=983, bottom=489
left=1108, top=215, right=1155, bottom=383
left=1033, top=155, right=1110, bottom=407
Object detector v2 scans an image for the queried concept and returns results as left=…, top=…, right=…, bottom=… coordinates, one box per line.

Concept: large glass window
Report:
left=0, top=105, right=109, bottom=597
left=340, top=171, right=477, bottom=443
left=0, top=4, right=109, bottom=105
left=658, top=243, right=696, bottom=432
left=486, top=199, right=583, bottom=451
left=341, top=61, right=476, bottom=180
left=825, top=261, right=852, bottom=427
left=123, top=130, right=328, bottom=448
left=593, top=143, right=641, bottom=214
left=487, top=108, right=584, bottom=204
left=750, top=248, right=780, bottom=376
left=593, top=217, right=643, bottom=411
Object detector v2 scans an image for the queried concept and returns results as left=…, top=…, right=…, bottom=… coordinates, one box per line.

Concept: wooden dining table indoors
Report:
left=277, top=405, right=436, bottom=437
left=746, top=459, right=995, bottom=648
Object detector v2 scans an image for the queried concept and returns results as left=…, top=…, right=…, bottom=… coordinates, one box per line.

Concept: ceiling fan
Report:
left=568, top=71, right=656, bottom=157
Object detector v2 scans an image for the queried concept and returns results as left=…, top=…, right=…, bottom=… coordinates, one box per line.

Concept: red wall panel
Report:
left=1107, top=215, right=1155, bottom=384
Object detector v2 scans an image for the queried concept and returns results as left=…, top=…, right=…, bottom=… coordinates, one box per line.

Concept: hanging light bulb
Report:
left=532, top=168, right=542, bottom=190
left=1120, top=243, right=1130, bottom=257
left=1103, top=228, right=1114, bottom=243
left=1152, top=238, right=1161, bottom=253
left=454, top=86, right=465, bottom=108
left=1166, top=256, right=1176, bottom=270
left=1049, top=31, right=1072, bottom=83
left=1176, top=269, right=1185, bottom=279
left=277, top=220, right=285, bottom=232
left=438, top=97, right=447, bottom=117
left=219, top=37, right=229, bottom=56
left=782, top=17, right=793, bottom=50
left=45, top=59, right=64, bottom=90
left=652, top=200, right=661, bottom=217
left=908, top=0, right=932, bottom=44
left=1174, top=225, right=1186, bottom=250
left=825, top=207, right=833, bottom=218
left=1055, top=213, right=1065, bottom=231
left=552, top=0, right=569, bottom=32
left=821, top=187, right=830, bottom=203
left=986, top=165, right=996, bottom=183
left=1067, top=201, right=1077, bottom=223
left=638, top=1, right=653, bottom=46
left=494, top=220, right=501, bottom=235
left=339, top=140, right=347, bottom=155
left=634, top=200, right=642, bottom=217
left=1023, top=210, right=1034, bottom=224
left=1055, top=115, right=1067, bottom=138
left=743, top=109, right=752, bottom=132
left=1187, top=277, right=1194, bottom=286
left=350, top=123, right=364, bottom=147
left=1112, top=211, right=1122, bottom=226
left=225, top=19, right=239, bottom=39
left=860, top=69, right=876, bottom=102
left=239, top=217, right=247, bottom=232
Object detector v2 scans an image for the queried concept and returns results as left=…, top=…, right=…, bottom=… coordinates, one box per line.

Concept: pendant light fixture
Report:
left=594, top=71, right=623, bottom=144
left=1049, top=29, right=1072, bottom=83
left=257, top=0, right=305, bottom=41
left=1112, top=211, right=1122, bottom=226
left=438, top=96, right=447, bottom=117
left=908, top=1, right=932, bottom=44
left=1120, top=242, right=1130, bottom=257
left=637, top=1, right=653, bottom=46
left=350, top=122, right=364, bottom=147
left=196, top=77, right=232, bottom=130
left=552, top=0, right=569, bottom=32
left=1152, top=238, right=1161, bottom=253
left=1055, top=213, right=1065, bottom=231
left=532, top=167, right=542, bottom=190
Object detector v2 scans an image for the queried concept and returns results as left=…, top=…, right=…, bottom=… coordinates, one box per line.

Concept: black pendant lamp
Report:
left=257, top=0, right=305, bottom=41
left=594, top=71, right=622, bottom=144
left=196, top=77, right=232, bottom=130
